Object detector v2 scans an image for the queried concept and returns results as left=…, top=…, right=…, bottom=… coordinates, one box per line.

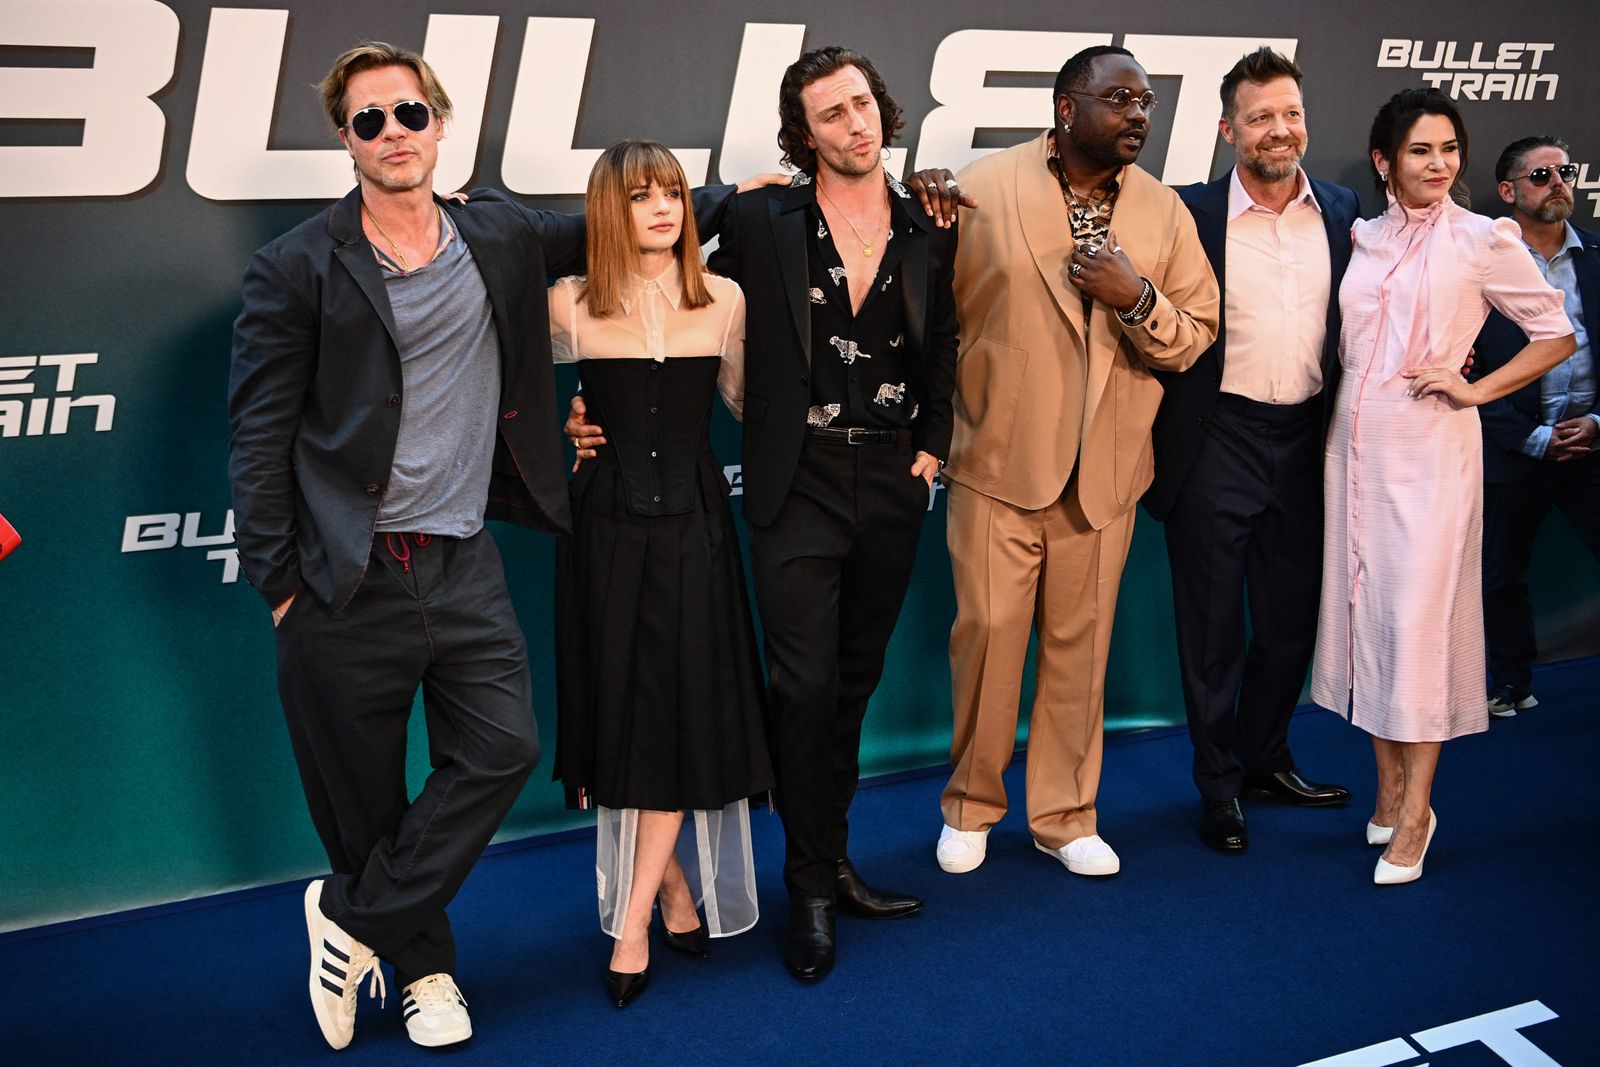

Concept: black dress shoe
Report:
left=658, top=920, right=709, bottom=958
left=1201, top=798, right=1248, bottom=852
left=782, top=896, right=836, bottom=981
left=835, top=859, right=923, bottom=919
left=1244, top=769, right=1352, bottom=807
left=605, top=966, right=650, bottom=1008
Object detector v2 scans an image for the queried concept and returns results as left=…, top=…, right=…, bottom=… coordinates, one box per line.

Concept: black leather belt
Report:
left=807, top=426, right=908, bottom=445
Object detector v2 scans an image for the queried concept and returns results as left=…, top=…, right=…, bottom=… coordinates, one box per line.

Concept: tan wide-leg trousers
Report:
left=941, top=478, right=1137, bottom=848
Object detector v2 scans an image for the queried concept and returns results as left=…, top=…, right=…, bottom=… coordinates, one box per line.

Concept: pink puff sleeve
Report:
left=1481, top=217, right=1571, bottom=342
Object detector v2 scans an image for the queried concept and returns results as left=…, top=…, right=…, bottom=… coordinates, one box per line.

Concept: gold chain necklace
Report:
left=362, top=203, right=439, bottom=273
left=817, top=184, right=887, bottom=257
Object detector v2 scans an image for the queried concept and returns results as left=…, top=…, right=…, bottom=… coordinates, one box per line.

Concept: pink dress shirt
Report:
left=1221, top=168, right=1332, bottom=404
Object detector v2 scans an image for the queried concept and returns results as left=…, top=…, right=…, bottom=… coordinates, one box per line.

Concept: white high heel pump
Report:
left=1373, top=809, right=1435, bottom=885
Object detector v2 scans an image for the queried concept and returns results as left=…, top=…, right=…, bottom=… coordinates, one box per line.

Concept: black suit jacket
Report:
left=706, top=176, right=959, bottom=527
left=227, top=184, right=735, bottom=610
left=1144, top=172, right=1360, bottom=520
left=1472, top=223, right=1599, bottom=484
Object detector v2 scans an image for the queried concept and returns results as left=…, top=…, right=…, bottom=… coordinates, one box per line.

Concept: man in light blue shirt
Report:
left=1473, top=135, right=1600, bottom=717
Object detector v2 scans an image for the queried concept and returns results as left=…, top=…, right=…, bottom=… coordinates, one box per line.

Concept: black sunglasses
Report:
left=1508, top=163, right=1578, bottom=187
left=343, top=100, right=434, bottom=142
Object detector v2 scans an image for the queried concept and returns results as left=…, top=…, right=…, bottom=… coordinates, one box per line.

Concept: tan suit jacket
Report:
left=944, top=132, right=1220, bottom=528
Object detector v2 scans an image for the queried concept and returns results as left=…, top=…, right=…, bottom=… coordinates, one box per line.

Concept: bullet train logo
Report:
left=1, top=3, right=1297, bottom=199
left=1377, top=39, right=1559, bottom=100
left=121, top=510, right=240, bottom=583
left=1572, top=162, right=1600, bottom=214
left=0, top=354, right=116, bottom=438
left=1300, top=1000, right=1563, bottom=1067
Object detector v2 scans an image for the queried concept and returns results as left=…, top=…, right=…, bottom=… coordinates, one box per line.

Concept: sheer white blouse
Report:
left=548, top=261, right=746, bottom=419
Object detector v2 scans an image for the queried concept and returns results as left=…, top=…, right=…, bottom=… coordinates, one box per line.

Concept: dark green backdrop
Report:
left=3, top=0, right=1597, bottom=933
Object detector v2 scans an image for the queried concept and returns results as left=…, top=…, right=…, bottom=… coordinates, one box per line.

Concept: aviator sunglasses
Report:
left=1507, top=163, right=1578, bottom=187
left=343, top=100, right=434, bottom=142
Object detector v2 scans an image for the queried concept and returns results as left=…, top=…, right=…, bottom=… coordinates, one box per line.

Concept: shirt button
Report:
left=653, top=494, right=661, bottom=502
left=650, top=451, right=658, bottom=458
left=503, top=410, right=519, bottom=419
left=650, top=363, right=659, bottom=372
left=650, top=406, right=659, bottom=414
left=365, top=484, right=380, bottom=495
left=387, top=394, right=401, bottom=407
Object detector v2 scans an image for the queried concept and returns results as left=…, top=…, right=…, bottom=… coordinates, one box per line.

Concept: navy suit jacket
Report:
left=1471, top=223, right=1600, bottom=484
left=1144, top=172, right=1360, bottom=521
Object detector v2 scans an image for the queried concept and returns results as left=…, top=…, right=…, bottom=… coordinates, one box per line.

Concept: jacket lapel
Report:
left=1314, top=176, right=1355, bottom=376
left=1017, top=132, right=1085, bottom=346
left=447, top=198, right=518, bottom=364
left=1575, top=229, right=1600, bottom=340
left=1190, top=175, right=1230, bottom=371
left=329, top=188, right=401, bottom=351
left=771, top=183, right=813, bottom=365
left=1084, top=164, right=1158, bottom=432
left=899, top=213, right=931, bottom=355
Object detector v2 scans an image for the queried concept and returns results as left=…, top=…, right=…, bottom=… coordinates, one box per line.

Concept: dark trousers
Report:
left=274, top=529, right=539, bottom=989
left=1483, top=450, right=1600, bottom=694
left=750, top=433, right=928, bottom=898
left=1163, top=394, right=1323, bottom=800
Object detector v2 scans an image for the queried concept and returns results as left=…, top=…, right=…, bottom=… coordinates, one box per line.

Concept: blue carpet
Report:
left=6, top=658, right=1596, bottom=1066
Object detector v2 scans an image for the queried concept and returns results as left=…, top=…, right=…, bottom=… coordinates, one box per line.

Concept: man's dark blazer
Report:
left=227, top=184, right=734, bottom=611
left=1143, top=171, right=1360, bottom=520
left=1473, top=223, right=1599, bottom=483
left=706, top=175, right=959, bottom=527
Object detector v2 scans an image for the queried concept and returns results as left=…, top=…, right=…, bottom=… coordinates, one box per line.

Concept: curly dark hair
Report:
left=1368, top=88, right=1470, bottom=204
left=776, top=46, right=905, bottom=173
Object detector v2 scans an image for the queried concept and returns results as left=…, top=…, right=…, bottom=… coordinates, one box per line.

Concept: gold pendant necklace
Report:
left=362, top=203, right=439, bottom=273
left=818, top=185, right=886, bottom=257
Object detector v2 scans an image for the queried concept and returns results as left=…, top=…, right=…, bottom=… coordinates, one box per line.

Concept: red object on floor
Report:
left=0, top=513, right=20, bottom=561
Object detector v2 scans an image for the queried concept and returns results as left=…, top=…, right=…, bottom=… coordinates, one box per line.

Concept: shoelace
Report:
left=410, top=974, right=466, bottom=1014
left=344, top=944, right=386, bottom=1011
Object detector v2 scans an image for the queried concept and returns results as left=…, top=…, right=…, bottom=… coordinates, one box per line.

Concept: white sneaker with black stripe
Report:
left=303, top=879, right=384, bottom=1050
left=402, top=973, right=472, bottom=1047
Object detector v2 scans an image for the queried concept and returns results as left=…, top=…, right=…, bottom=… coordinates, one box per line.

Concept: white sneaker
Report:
left=1035, top=834, right=1120, bottom=876
left=1487, top=689, right=1538, bottom=719
left=304, top=880, right=384, bottom=1050
left=936, top=824, right=990, bottom=873
left=403, top=973, right=473, bottom=1048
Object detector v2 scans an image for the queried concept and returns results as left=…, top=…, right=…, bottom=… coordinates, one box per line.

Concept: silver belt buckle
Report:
left=846, top=427, right=870, bottom=444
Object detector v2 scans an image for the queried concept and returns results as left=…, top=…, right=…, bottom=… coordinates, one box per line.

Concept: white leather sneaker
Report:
left=402, top=973, right=473, bottom=1047
left=936, top=824, right=990, bottom=873
left=304, top=880, right=384, bottom=1050
left=1035, top=834, right=1120, bottom=876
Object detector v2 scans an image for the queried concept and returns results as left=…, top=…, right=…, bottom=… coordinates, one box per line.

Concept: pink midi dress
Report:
left=1310, top=198, right=1569, bottom=742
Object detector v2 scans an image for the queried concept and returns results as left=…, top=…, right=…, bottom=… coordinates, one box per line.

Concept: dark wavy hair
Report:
left=777, top=46, right=905, bottom=173
left=1368, top=88, right=1471, bottom=205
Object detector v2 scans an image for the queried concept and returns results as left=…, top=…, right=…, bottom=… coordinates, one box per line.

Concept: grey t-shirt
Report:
left=374, top=212, right=502, bottom=536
